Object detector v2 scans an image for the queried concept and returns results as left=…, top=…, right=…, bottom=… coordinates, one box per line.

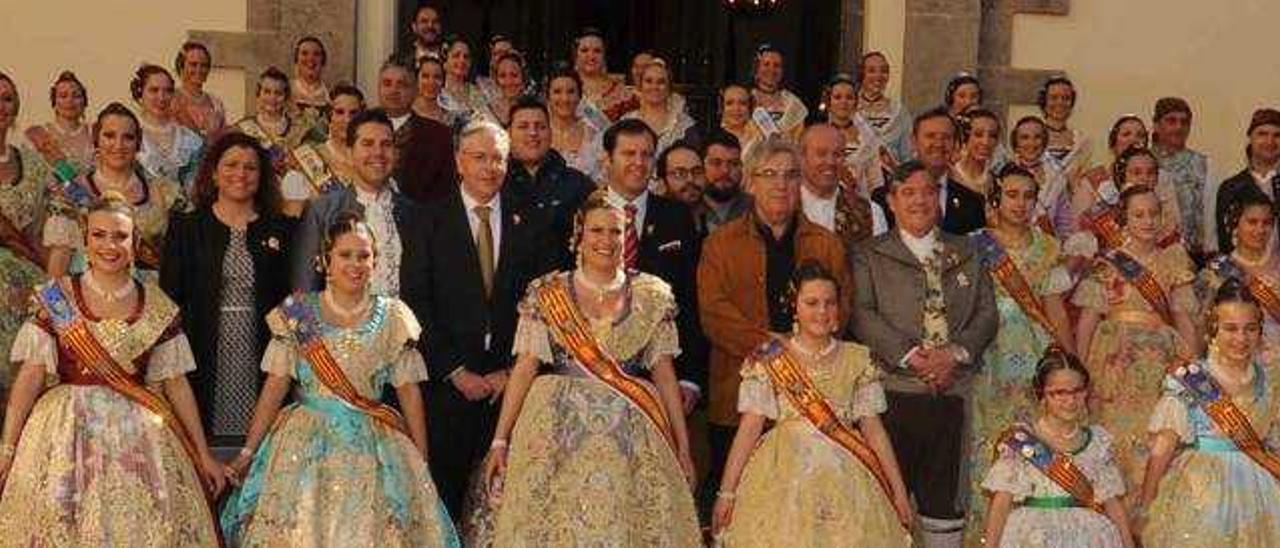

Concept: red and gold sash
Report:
left=535, top=277, right=678, bottom=454
left=1080, top=203, right=1124, bottom=250
left=1104, top=249, right=1174, bottom=325
left=1168, top=360, right=1280, bottom=483
left=973, top=230, right=1058, bottom=338
left=995, top=425, right=1105, bottom=513
left=289, top=144, right=335, bottom=194
left=279, top=293, right=412, bottom=439
left=754, top=339, right=902, bottom=522
left=1210, top=256, right=1280, bottom=325
left=35, top=283, right=217, bottom=510
left=23, top=126, right=79, bottom=183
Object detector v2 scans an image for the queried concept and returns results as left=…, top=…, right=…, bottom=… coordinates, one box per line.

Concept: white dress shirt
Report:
left=606, top=187, right=649, bottom=233
left=390, top=113, right=411, bottom=132
left=353, top=183, right=402, bottom=297
left=459, top=187, right=503, bottom=269
left=800, top=184, right=838, bottom=231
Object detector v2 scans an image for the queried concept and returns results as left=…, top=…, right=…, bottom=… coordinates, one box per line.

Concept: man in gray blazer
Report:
left=851, top=160, right=997, bottom=547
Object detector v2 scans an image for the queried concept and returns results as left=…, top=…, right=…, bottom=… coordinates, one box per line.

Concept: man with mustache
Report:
left=851, top=161, right=997, bottom=547
left=700, top=129, right=752, bottom=234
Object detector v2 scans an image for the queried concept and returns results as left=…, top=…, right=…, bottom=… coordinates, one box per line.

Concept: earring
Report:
left=791, top=321, right=799, bottom=336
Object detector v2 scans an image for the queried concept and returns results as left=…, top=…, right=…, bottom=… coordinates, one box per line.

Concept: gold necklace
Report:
left=84, top=270, right=135, bottom=303
left=322, top=289, right=369, bottom=322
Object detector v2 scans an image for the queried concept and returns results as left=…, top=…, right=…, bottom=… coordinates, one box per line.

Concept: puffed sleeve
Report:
left=511, top=281, right=554, bottom=363
left=1147, top=375, right=1194, bottom=443
left=643, top=294, right=682, bottom=370
left=10, top=320, right=58, bottom=377
left=847, top=344, right=887, bottom=419
left=1071, top=262, right=1108, bottom=311
left=1037, top=238, right=1073, bottom=296
left=981, top=444, right=1035, bottom=500
left=1087, top=426, right=1127, bottom=502
left=42, top=212, right=81, bottom=249
left=1162, top=246, right=1199, bottom=314
left=145, top=332, right=198, bottom=383
left=736, top=357, right=779, bottom=420
left=387, top=299, right=428, bottom=386
left=259, top=308, right=299, bottom=379
left=1062, top=231, right=1098, bottom=259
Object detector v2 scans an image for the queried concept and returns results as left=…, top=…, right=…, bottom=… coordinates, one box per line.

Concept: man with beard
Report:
left=402, top=3, right=445, bottom=66
left=656, top=140, right=706, bottom=223
left=701, top=129, right=752, bottom=234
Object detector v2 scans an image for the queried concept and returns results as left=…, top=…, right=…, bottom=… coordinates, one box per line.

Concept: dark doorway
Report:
left=397, top=0, right=845, bottom=127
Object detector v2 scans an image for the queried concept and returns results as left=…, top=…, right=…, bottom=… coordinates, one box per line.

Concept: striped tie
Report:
left=624, top=203, right=639, bottom=269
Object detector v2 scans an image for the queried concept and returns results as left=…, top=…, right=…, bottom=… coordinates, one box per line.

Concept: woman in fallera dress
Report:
left=1074, top=185, right=1199, bottom=506
left=573, top=28, right=636, bottom=122
left=1139, top=280, right=1280, bottom=546
left=546, top=63, right=605, bottom=182
left=485, top=52, right=529, bottom=127
left=719, top=83, right=762, bottom=159
left=711, top=262, right=912, bottom=547
left=0, top=73, right=54, bottom=391
left=171, top=41, right=228, bottom=140
left=411, top=54, right=456, bottom=127
left=470, top=191, right=700, bottom=546
left=44, top=102, right=186, bottom=278
left=822, top=74, right=885, bottom=197
left=981, top=348, right=1134, bottom=548
left=1005, top=116, right=1074, bottom=244
left=25, top=70, right=94, bottom=179
left=291, top=36, right=330, bottom=120
left=965, top=165, right=1075, bottom=541
left=133, top=63, right=205, bottom=194
left=220, top=212, right=458, bottom=547
left=1199, top=188, right=1280, bottom=358
left=621, top=58, right=697, bottom=157
left=280, top=84, right=364, bottom=216
left=0, top=199, right=225, bottom=547
left=440, top=38, right=487, bottom=122
left=854, top=51, right=912, bottom=165
left=233, top=67, right=316, bottom=178
left=1039, top=76, right=1092, bottom=182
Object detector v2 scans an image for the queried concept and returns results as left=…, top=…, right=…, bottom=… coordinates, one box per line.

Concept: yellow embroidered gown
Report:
left=719, top=341, right=910, bottom=547
left=0, top=277, right=219, bottom=547
left=1143, top=357, right=1280, bottom=546
left=470, top=271, right=700, bottom=547
left=1072, top=245, right=1197, bottom=501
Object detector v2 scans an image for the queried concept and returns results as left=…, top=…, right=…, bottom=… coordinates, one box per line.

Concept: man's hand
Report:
left=483, top=370, right=510, bottom=403
left=452, top=369, right=493, bottom=401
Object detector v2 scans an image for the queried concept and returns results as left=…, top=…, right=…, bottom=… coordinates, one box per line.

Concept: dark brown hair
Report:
left=49, top=70, right=87, bottom=108
left=191, top=132, right=282, bottom=214
left=130, top=64, right=173, bottom=101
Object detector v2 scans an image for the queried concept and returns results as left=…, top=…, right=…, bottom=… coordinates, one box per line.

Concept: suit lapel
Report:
left=446, top=191, right=485, bottom=298
left=875, top=231, right=923, bottom=269
left=494, top=192, right=520, bottom=291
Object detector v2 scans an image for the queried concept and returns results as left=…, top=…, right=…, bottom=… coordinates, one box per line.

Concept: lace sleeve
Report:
left=391, top=346, right=429, bottom=386
left=1147, top=377, right=1194, bottom=443
left=1087, top=426, right=1127, bottom=502
left=737, top=358, right=779, bottom=420
left=259, top=309, right=298, bottom=379
left=981, top=446, right=1035, bottom=500
left=145, top=333, right=198, bottom=383
left=10, top=321, right=57, bottom=377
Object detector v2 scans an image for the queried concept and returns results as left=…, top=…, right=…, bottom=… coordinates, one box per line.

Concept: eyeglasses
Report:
left=752, top=169, right=802, bottom=182
left=1043, top=386, right=1088, bottom=399
left=667, top=167, right=705, bottom=180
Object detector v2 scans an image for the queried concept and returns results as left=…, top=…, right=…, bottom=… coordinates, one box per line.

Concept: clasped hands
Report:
left=906, top=344, right=963, bottom=393
left=452, top=368, right=509, bottom=403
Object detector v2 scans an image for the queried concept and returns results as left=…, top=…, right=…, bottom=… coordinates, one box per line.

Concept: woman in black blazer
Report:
left=161, top=132, right=295, bottom=449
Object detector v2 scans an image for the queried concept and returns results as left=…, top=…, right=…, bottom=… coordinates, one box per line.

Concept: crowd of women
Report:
left=0, top=3, right=1279, bottom=547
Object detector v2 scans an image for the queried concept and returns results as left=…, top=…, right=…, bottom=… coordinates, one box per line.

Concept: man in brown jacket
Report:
left=696, top=136, right=852, bottom=512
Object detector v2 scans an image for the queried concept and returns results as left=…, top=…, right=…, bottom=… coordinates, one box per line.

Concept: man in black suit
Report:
left=601, top=119, right=707, bottom=412
left=1214, top=108, right=1280, bottom=252
left=378, top=57, right=456, bottom=205
left=400, top=120, right=542, bottom=519
left=873, top=107, right=984, bottom=235
left=503, top=96, right=596, bottom=271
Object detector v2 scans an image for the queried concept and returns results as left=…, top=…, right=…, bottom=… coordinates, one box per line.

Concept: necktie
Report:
left=921, top=249, right=950, bottom=349
left=474, top=205, right=494, bottom=298
left=624, top=203, right=639, bottom=270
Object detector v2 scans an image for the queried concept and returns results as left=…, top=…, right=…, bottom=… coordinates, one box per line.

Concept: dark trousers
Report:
left=883, top=391, right=966, bottom=521
left=697, top=423, right=738, bottom=519
left=425, top=382, right=498, bottom=522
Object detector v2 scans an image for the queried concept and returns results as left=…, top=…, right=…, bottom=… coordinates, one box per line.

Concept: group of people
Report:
left=0, top=2, right=1279, bottom=547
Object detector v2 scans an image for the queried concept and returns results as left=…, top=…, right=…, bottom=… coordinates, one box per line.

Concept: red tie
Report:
left=624, top=203, right=639, bottom=270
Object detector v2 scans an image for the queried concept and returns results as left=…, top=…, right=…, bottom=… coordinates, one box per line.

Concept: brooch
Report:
left=646, top=224, right=654, bottom=236
left=956, top=272, right=970, bottom=288
left=265, top=236, right=281, bottom=251
left=513, top=213, right=522, bottom=226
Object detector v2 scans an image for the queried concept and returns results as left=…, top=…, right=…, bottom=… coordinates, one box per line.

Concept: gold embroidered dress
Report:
left=1143, top=357, right=1280, bottom=546
left=718, top=341, right=910, bottom=547
left=42, top=170, right=186, bottom=274
left=1073, top=245, right=1196, bottom=497
left=219, top=294, right=458, bottom=547
left=0, top=277, right=219, bottom=547
left=0, top=145, right=51, bottom=387
left=475, top=271, right=700, bottom=547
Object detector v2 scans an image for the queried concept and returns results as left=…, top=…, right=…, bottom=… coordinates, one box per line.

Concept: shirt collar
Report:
left=459, top=185, right=501, bottom=212
left=606, top=186, right=649, bottom=211
left=898, top=227, right=939, bottom=259
left=353, top=181, right=391, bottom=206
left=800, top=183, right=838, bottom=205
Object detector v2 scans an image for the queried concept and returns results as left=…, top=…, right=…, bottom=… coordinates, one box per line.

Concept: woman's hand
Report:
left=711, top=495, right=735, bottom=536
left=226, top=451, right=253, bottom=487
left=199, top=452, right=228, bottom=497
left=482, top=445, right=508, bottom=504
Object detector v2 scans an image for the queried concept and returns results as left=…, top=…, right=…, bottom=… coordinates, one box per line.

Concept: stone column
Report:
left=901, top=0, right=982, bottom=115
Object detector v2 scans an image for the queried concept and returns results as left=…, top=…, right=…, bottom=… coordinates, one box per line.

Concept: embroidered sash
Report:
left=1104, top=249, right=1174, bottom=325
left=1080, top=203, right=1123, bottom=250
left=751, top=107, right=781, bottom=137
left=23, top=126, right=79, bottom=183
left=1211, top=256, right=1280, bottom=325
left=35, top=283, right=214, bottom=501
left=279, top=293, right=412, bottom=439
left=995, top=425, right=1104, bottom=513
left=289, top=144, right=335, bottom=194
left=972, top=230, right=1058, bottom=337
left=754, top=339, right=901, bottom=521
left=236, top=119, right=287, bottom=165
left=1168, top=360, right=1280, bottom=483
left=535, top=278, right=678, bottom=454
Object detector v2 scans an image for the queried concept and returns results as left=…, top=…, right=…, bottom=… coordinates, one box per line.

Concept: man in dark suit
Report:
left=852, top=161, right=997, bottom=547
left=400, top=120, right=542, bottom=519
left=378, top=57, right=456, bottom=205
left=602, top=119, right=707, bottom=412
left=1214, top=108, right=1280, bottom=252
left=873, top=107, right=984, bottom=236
left=503, top=96, right=596, bottom=271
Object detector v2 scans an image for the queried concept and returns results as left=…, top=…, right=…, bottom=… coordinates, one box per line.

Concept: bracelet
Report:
left=238, top=447, right=254, bottom=459
left=716, top=490, right=736, bottom=501
left=490, top=438, right=508, bottom=450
